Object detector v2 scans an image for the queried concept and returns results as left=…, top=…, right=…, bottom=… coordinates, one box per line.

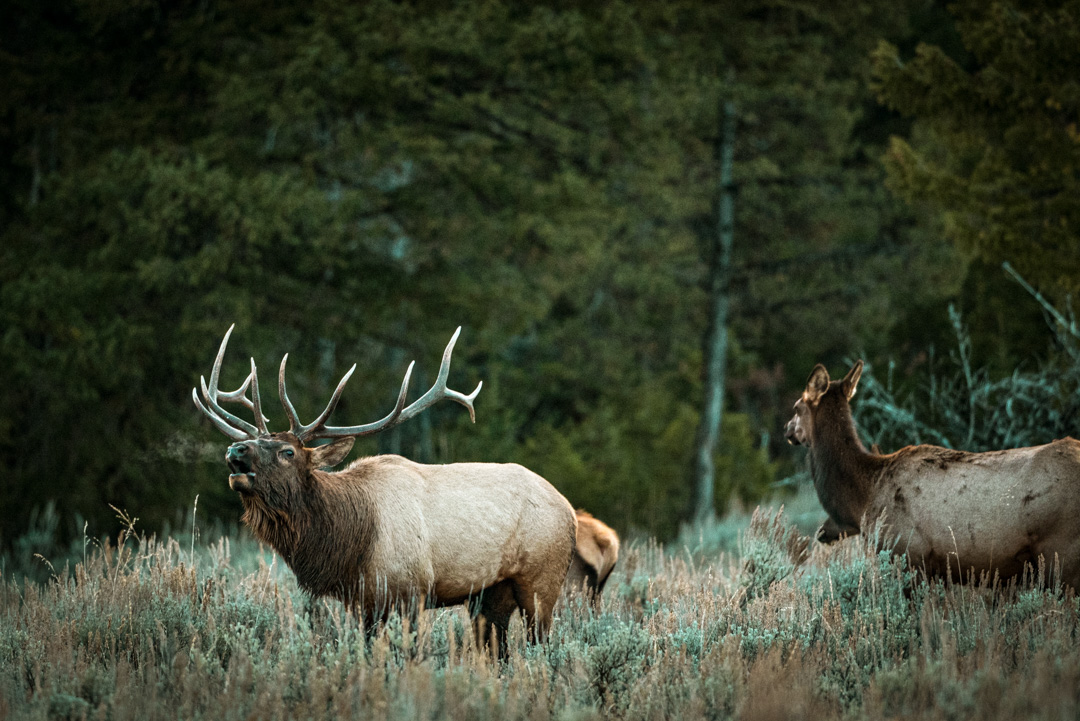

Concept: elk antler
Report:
left=194, top=325, right=482, bottom=444
left=280, top=326, right=482, bottom=443
left=192, top=324, right=270, bottom=440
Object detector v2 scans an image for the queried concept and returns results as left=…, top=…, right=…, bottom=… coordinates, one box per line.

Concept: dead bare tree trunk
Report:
left=693, top=99, right=736, bottom=524
left=29, top=125, right=41, bottom=208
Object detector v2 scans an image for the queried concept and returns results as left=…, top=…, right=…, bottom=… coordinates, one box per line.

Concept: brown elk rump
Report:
left=785, top=360, right=1080, bottom=589
left=193, top=326, right=576, bottom=655
left=565, top=510, right=619, bottom=600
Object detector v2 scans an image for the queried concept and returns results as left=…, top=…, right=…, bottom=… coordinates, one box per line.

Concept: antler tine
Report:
left=215, top=368, right=270, bottom=424
left=301, top=361, right=415, bottom=441
left=192, top=388, right=250, bottom=441
left=306, top=327, right=480, bottom=441
left=248, top=358, right=269, bottom=435
left=206, top=323, right=235, bottom=406
left=447, top=379, right=483, bottom=423
left=291, top=363, right=358, bottom=441
left=394, top=327, right=482, bottom=423
left=279, top=354, right=303, bottom=436
left=193, top=324, right=266, bottom=440
left=200, top=374, right=262, bottom=437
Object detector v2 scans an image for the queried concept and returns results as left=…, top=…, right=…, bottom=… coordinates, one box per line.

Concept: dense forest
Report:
left=2, top=0, right=1078, bottom=547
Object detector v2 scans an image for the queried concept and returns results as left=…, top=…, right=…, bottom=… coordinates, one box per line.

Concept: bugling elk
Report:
left=786, top=360, right=1080, bottom=589
left=565, top=510, right=619, bottom=602
left=193, top=326, right=576, bottom=654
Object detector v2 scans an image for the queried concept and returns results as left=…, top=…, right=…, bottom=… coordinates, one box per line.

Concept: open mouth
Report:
left=226, top=455, right=256, bottom=493
left=228, top=472, right=256, bottom=493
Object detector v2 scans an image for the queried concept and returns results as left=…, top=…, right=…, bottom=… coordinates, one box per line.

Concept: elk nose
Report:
left=226, top=443, right=254, bottom=473
left=784, top=420, right=800, bottom=445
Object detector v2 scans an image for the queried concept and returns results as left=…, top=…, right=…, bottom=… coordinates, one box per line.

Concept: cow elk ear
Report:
left=843, top=360, right=863, bottom=400
left=308, top=437, right=356, bottom=470
left=804, top=364, right=830, bottom=404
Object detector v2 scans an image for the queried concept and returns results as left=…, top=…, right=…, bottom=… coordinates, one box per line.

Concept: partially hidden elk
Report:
left=565, top=510, right=619, bottom=601
left=193, top=326, right=577, bottom=654
left=785, top=361, right=1080, bottom=589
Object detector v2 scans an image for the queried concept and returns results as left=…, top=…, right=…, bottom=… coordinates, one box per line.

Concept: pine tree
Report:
left=0, top=0, right=939, bottom=542
left=872, top=0, right=1080, bottom=295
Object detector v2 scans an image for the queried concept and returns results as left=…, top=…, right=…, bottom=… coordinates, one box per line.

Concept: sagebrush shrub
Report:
left=3, top=493, right=1080, bottom=719
left=857, top=287, right=1080, bottom=453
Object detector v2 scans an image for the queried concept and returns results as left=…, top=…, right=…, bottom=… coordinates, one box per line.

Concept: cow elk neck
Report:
left=786, top=360, right=883, bottom=534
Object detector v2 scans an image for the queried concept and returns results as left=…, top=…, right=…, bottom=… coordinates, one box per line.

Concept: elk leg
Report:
left=356, top=591, right=393, bottom=642
left=564, top=555, right=588, bottom=595
left=511, top=578, right=559, bottom=643
left=304, top=594, right=329, bottom=625
left=583, top=565, right=601, bottom=601
left=470, top=580, right=516, bottom=659
left=361, top=608, right=389, bottom=641
left=817, top=517, right=858, bottom=544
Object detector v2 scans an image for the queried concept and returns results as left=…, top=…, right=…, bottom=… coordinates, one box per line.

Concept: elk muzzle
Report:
left=226, top=443, right=256, bottom=493
left=784, top=417, right=804, bottom=446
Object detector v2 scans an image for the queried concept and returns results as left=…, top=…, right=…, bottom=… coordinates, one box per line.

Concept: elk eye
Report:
left=283, top=449, right=294, bottom=458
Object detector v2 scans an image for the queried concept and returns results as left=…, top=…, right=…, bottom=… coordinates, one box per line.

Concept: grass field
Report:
left=2, top=489, right=1079, bottom=720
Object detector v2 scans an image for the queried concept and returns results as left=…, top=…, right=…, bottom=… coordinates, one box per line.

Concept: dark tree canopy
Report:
left=4, top=0, right=1063, bottom=545
left=872, top=0, right=1080, bottom=295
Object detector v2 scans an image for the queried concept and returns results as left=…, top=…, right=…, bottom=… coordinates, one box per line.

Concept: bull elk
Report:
left=785, top=361, right=1080, bottom=589
left=565, top=510, right=619, bottom=601
left=192, top=325, right=576, bottom=654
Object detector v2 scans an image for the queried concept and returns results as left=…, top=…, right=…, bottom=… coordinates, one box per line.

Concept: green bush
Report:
left=857, top=283, right=1080, bottom=453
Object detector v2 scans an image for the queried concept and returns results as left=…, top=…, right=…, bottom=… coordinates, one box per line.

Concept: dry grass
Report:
left=2, top=506, right=1078, bottom=721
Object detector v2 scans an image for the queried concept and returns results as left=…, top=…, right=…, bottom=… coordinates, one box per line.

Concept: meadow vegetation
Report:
left=3, top=496, right=1078, bottom=721
left=5, top=267, right=1076, bottom=721
left=5, top=4, right=1080, bottom=715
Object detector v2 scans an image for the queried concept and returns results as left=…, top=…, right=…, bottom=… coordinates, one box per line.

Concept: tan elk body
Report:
left=786, top=361, right=1080, bottom=588
left=193, top=326, right=576, bottom=653
left=565, top=510, right=619, bottom=600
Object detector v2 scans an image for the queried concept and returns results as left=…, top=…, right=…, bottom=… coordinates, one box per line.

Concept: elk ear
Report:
left=308, top=437, right=355, bottom=470
left=804, top=364, right=830, bottom=404
left=842, top=360, right=863, bottom=400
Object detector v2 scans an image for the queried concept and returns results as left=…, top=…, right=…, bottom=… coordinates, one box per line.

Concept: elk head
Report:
left=193, top=325, right=482, bottom=502
left=784, top=360, right=862, bottom=447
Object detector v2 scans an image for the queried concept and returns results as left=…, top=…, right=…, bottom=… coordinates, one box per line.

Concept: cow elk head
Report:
left=784, top=360, right=862, bottom=447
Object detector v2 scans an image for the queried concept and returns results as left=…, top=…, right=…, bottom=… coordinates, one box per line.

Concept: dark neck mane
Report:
left=808, top=393, right=882, bottom=531
left=240, top=470, right=376, bottom=602
left=241, top=491, right=309, bottom=566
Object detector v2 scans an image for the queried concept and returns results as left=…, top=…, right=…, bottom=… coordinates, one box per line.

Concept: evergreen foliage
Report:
left=1, top=0, right=1069, bottom=544
left=872, top=0, right=1080, bottom=294
left=857, top=285, right=1080, bottom=454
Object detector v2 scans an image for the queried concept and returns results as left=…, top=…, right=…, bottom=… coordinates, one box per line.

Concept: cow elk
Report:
left=565, top=510, right=619, bottom=602
left=785, top=360, right=1080, bottom=589
left=193, top=325, right=577, bottom=655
